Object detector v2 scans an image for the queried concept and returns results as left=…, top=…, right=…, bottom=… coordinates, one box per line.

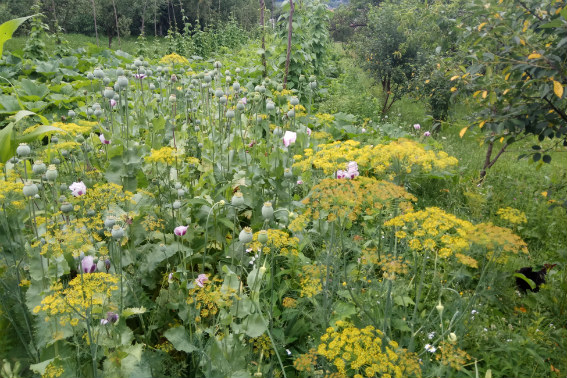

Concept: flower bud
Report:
left=257, top=230, right=268, bottom=244
left=262, top=202, right=274, bottom=220
left=436, top=301, right=444, bottom=315
left=448, top=332, right=457, bottom=343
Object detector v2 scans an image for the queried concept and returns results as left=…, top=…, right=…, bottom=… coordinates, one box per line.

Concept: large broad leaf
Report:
left=18, top=125, right=62, bottom=144
left=0, top=123, right=15, bottom=163
left=164, top=326, right=197, bottom=354
left=0, top=16, right=34, bottom=57
left=19, top=79, right=50, bottom=100
left=0, top=94, right=21, bottom=113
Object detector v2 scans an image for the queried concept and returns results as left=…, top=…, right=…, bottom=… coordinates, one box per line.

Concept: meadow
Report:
left=0, top=1, right=566, bottom=377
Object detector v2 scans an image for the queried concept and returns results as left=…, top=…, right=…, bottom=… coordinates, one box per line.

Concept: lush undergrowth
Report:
left=0, top=14, right=566, bottom=378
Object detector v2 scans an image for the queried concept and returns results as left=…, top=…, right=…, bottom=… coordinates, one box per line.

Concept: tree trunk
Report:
left=283, top=0, right=295, bottom=89
left=50, top=0, right=58, bottom=24
left=260, top=0, right=267, bottom=77
left=154, top=0, right=157, bottom=36
left=111, top=0, right=121, bottom=48
left=478, top=140, right=509, bottom=184
left=140, top=0, right=147, bottom=35
left=90, top=0, right=99, bottom=47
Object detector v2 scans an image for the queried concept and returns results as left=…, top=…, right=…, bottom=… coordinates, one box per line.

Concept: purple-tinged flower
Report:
left=104, top=258, right=111, bottom=272
left=306, top=127, right=312, bottom=136
left=174, top=225, right=188, bottom=236
left=195, top=273, right=209, bottom=287
left=69, top=181, right=87, bottom=197
left=424, top=131, right=431, bottom=137
left=424, top=344, right=436, bottom=353
left=101, top=311, right=119, bottom=325
left=99, top=134, right=111, bottom=145
left=336, top=170, right=346, bottom=179
left=297, top=179, right=303, bottom=185
left=110, top=99, right=117, bottom=107
left=81, top=256, right=96, bottom=273
left=346, top=161, right=359, bottom=179
left=134, top=73, right=147, bottom=80
left=283, top=131, right=297, bottom=147
left=168, top=272, right=173, bottom=281
left=413, top=123, right=421, bottom=130
left=241, top=97, right=247, bottom=105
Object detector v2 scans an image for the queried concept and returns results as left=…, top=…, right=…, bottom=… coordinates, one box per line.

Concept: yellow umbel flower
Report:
left=496, top=207, right=527, bottom=224
left=145, top=146, right=182, bottom=165
left=159, top=53, right=189, bottom=65
left=248, top=229, right=300, bottom=257
left=317, top=322, right=422, bottom=378
left=33, top=273, right=119, bottom=326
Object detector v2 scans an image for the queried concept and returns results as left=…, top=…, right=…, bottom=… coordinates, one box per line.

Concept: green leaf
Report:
left=242, top=313, right=267, bottom=338
left=164, top=326, right=197, bottom=354
left=29, top=359, right=54, bottom=376
left=10, top=109, right=48, bottom=125
left=0, top=123, right=14, bottom=163
left=0, top=16, right=34, bottom=57
left=18, top=125, right=62, bottom=144
left=514, top=273, right=536, bottom=290
left=122, top=307, right=147, bottom=318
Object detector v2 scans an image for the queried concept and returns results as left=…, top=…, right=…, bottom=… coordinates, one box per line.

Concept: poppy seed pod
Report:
left=290, top=97, right=299, bottom=106
left=16, top=143, right=31, bottom=157
left=239, top=227, right=253, bottom=243
left=111, top=225, right=124, bottom=240
left=60, top=201, right=73, bottom=213
left=231, top=191, right=244, bottom=206
left=262, top=202, right=274, bottom=220
left=23, top=182, right=39, bottom=197
left=32, top=160, right=47, bottom=175
left=45, top=165, right=58, bottom=181
left=226, top=109, right=235, bottom=119
left=93, top=68, right=104, bottom=79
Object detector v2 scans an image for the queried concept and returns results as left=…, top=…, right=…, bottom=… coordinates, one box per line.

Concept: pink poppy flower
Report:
left=283, top=131, right=297, bottom=147
left=195, top=273, right=209, bottom=287
left=69, top=181, right=87, bottom=196
left=81, top=255, right=96, bottom=273
left=424, top=131, right=431, bottom=137
left=174, top=225, right=188, bottom=236
left=99, top=134, right=111, bottom=144
left=413, top=124, right=421, bottom=130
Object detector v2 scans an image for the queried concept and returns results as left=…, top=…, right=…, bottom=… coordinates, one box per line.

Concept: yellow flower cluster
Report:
left=384, top=207, right=473, bottom=260
left=467, top=222, right=528, bottom=263
left=290, top=177, right=415, bottom=232
left=282, top=297, right=298, bottom=308
left=40, top=217, right=94, bottom=258
left=435, top=341, right=471, bottom=371
left=0, top=173, right=24, bottom=207
left=496, top=207, right=527, bottom=224
left=248, top=229, right=300, bottom=257
left=43, top=360, right=64, bottom=378
left=186, top=278, right=236, bottom=320
left=299, top=264, right=324, bottom=298
left=315, top=112, right=335, bottom=125
left=33, top=273, right=119, bottom=326
left=145, top=146, right=182, bottom=165
left=159, top=53, right=189, bottom=65
left=155, top=340, right=175, bottom=353
left=81, top=183, right=134, bottom=212
left=292, top=139, right=458, bottom=181
left=317, top=321, right=422, bottom=378
left=378, top=254, right=409, bottom=281
left=293, top=348, right=318, bottom=373
left=249, top=334, right=274, bottom=357
left=51, top=121, right=94, bottom=136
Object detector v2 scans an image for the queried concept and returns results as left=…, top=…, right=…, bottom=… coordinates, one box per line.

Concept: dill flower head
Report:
left=317, top=321, right=422, bottom=378
left=33, top=273, right=119, bottom=326
left=247, top=229, right=300, bottom=257
left=496, top=207, right=527, bottom=225
left=159, top=53, right=189, bottom=65
left=145, top=146, right=183, bottom=165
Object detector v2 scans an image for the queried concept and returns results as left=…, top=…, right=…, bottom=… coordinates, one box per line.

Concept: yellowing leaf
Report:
left=505, top=73, right=511, bottom=81
left=473, top=90, right=481, bottom=97
left=450, top=75, right=460, bottom=81
left=482, top=91, right=488, bottom=99
left=528, top=53, right=542, bottom=59
left=425, top=79, right=430, bottom=84
left=478, top=22, right=487, bottom=31
left=451, top=87, right=457, bottom=92
left=553, top=80, right=564, bottom=98
left=479, top=120, right=486, bottom=129
left=522, top=20, right=530, bottom=32
left=459, top=127, right=468, bottom=138
left=503, top=89, right=510, bottom=95
left=462, top=73, right=470, bottom=79
left=520, top=39, right=526, bottom=46
left=500, top=137, right=504, bottom=143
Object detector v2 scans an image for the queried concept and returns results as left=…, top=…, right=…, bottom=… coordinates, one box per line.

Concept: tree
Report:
left=453, top=0, right=567, bottom=181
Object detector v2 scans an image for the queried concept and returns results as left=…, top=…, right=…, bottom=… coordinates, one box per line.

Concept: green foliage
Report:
left=452, top=0, right=567, bottom=162
left=0, top=15, right=33, bottom=57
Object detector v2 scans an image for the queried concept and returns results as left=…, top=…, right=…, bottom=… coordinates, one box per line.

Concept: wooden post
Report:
left=260, top=0, right=267, bottom=77
left=283, top=0, right=295, bottom=89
